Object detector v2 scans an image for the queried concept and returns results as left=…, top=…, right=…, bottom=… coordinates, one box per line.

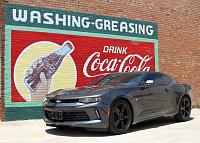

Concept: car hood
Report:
left=47, top=85, right=116, bottom=99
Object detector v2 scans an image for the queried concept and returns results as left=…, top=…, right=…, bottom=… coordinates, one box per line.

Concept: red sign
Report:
left=11, top=30, right=155, bottom=102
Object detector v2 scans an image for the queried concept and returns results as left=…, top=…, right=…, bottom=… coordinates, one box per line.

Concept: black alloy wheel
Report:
left=174, top=96, right=191, bottom=122
left=109, top=100, right=132, bottom=134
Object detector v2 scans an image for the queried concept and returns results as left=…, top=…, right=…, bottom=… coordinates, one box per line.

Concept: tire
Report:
left=109, top=100, right=133, bottom=134
left=174, top=96, right=191, bottom=122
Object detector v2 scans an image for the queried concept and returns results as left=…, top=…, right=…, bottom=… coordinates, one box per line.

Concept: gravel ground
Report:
left=0, top=109, right=200, bottom=143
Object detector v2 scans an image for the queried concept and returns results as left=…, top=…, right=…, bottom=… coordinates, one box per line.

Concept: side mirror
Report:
left=141, top=80, right=154, bottom=89
left=146, top=80, right=154, bottom=85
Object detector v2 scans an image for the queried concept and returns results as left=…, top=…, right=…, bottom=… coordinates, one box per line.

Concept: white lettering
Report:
left=128, top=23, right=134, bottom=33
left=111, top=21, right=118, bottom=31
left=13, top=9, right=27, bottom=22
left=83, top=52, right=152, bottom=77
left=81, top=17, right=90, bottom=28
left=67, top=15, right=71, bottom=26
left=146, top=25, right=154, bottom=35
left=72, top=16, right=81, bottom=27
left=103, top=46, right=109, bottom=53
left=102, top=46, right=127, bottom=54
left=138, top=24, right=145, bottom=35
left=104, top=20, right=111, bottom=30
left=120, top=22, right=128, bottom=32
left=30, top=11, right=41, bottom=23
left=11, top=8, right=155, bottom=37
left=43, top=13, right=54, bottom=24
left=55, top=14, right=66, bottom=26
left=95, top=19, right=103, bottom=30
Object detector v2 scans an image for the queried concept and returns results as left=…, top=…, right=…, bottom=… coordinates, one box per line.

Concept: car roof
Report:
left=111, top=71, right=165, bottom=75
left=99, top=71, right=169, bottom=78
left=135, top=71, right=165, bottom=75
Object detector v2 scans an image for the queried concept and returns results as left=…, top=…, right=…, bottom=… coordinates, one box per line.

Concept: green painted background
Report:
left=5, top=4, right=158, bottom=39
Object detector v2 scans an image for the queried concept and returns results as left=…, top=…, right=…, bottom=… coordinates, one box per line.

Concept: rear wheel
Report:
left=174, top=96, right=191, bottom=122
left=109, top=100, right=132, bottom=134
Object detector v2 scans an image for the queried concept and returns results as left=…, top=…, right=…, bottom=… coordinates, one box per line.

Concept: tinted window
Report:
left=88, top=73, right=143, bottom=86
left=144, top=74, right=171, bottom=86
left=160, top=76, right=172, bottom=85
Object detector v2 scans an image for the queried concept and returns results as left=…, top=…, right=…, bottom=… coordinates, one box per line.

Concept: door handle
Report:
left=165, top=88, right=169, bottom=92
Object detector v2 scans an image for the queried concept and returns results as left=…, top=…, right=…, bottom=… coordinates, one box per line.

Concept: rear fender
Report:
left=178, top=84, right=192, bottom=107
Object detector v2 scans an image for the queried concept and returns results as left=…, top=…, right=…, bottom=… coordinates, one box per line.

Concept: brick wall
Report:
left=0, top=1, right=5, bottom=121
left=0, top=0, right=200, bottom=120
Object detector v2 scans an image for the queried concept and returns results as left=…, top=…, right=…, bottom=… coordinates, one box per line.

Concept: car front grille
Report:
left=63, top=111, right=90, bottom=121
left=45, top=110, right=90, bottom=122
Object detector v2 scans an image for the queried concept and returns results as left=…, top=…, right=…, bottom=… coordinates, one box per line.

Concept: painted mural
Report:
left=12, top=30, right=155, bottom=102
left=5, top=4, right=158, bottom=120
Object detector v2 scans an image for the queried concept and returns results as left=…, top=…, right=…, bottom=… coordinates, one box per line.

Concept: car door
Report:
left=133, top=73, right=171, bottom=121
left=154, top=75, right=177, bottom=115
left=145, top=75, right=172, bottom=116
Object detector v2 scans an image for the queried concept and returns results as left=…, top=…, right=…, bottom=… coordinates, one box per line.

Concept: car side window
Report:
left=125, top=74, right=143, bottom=85
left=144, top=74, right=171, bottom=86
left=160, top=75, right=172, bottom=85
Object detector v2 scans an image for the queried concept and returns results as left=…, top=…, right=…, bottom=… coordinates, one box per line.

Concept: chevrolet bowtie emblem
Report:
left=56, top=100, right=61, bottom=103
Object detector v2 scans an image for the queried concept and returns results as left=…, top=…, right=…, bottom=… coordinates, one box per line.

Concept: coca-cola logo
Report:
left=83, top=46, right=152, bottom=77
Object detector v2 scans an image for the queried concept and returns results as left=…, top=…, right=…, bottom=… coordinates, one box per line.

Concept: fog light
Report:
left=94, top=109, right=101, bottom=119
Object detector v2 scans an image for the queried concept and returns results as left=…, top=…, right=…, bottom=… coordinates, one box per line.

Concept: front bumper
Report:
left=43, top=102, right=110, bottom=129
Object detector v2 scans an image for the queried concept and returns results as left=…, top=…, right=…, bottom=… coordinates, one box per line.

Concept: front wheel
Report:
left=174, top=96, right=191, bottom=122
left=109, top=100, right=133, bottom=134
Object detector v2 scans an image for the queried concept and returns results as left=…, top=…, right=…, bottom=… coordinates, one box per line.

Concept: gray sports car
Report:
left=43, top=72, right=192, bottom=134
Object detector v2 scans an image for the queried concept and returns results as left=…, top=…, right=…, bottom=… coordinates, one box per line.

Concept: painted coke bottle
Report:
left=24, top=41, right=74, bottom=91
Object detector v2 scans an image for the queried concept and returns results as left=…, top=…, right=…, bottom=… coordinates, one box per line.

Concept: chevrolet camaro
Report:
left=43, top=72, right=192, bottom=134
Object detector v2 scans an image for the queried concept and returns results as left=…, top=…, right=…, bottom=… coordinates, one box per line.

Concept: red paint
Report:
left=11, top=30, right=155, bottom=102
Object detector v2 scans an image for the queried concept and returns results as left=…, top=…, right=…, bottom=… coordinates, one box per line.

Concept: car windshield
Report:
left=88, top=73, right=143, bottom=86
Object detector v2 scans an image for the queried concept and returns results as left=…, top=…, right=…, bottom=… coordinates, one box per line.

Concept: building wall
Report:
left=0, top=0, right=200, bottom=121
left=0, top=1, right=5, bottom=121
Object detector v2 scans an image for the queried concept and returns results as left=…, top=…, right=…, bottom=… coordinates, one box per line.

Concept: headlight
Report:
left=79, top=96, right=102, bottom=104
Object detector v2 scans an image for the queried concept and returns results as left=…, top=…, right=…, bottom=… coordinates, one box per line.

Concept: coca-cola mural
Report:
left=4, top=4, right=158, bottom=120
left=12, top=30, right=155, bottom=102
